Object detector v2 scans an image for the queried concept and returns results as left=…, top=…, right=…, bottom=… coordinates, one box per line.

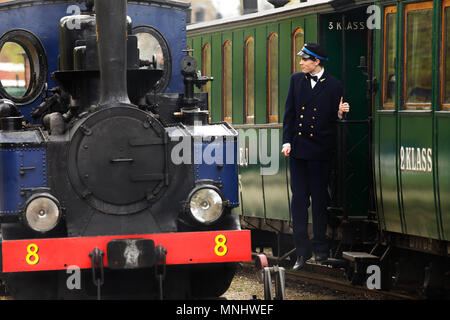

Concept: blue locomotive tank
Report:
left=0, top=130, right=47, bottom=214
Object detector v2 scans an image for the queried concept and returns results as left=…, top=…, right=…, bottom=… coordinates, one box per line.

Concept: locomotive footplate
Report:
left=107, top=239, right=156, bottom=269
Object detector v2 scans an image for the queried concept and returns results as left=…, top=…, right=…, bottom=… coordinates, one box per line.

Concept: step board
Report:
left=342, top=251, right=379, bottom=263
left=319, top=258, right=348, bottom=268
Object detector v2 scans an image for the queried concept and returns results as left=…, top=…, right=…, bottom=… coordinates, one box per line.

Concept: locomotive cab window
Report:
left=133, top=26, right=171, bottom=93
left=383, top=6, right=397, bottom=109
left=0, top=42, right=31, bottom=98
left=0, top=29, right=47, bottom=105
left=442, top=0, right=450, bottom=109
left=404, top=2, right=433, bottom=110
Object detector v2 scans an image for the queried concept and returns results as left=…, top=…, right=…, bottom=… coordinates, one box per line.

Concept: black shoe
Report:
left=314, top=252, right=328, bottom=262
left=292, top=256, right=310, bottom=271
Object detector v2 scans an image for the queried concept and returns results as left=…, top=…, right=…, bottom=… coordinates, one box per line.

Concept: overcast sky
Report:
left=210, top=0, right=275, bottom=18
left=210, top=0, right=240, bottom=17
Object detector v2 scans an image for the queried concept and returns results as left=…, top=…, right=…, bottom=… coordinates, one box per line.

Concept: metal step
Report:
left=342, top=251, right=379, bottom=263
left=320, top=258, right=348, bottom=268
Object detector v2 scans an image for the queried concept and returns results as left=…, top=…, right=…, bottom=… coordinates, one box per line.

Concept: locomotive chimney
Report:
left=94, top=0, right=131, bottom=106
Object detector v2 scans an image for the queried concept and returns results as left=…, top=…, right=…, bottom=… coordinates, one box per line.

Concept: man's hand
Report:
left=339, top=97, right=350, bottom=118
left=281, top=145, right=291, bottom=157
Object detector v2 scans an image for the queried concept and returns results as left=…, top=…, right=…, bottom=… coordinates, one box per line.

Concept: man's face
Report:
left=300, top=57, right=321, bottom=74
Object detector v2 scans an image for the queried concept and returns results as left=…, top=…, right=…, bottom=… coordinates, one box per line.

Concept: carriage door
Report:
left=319, top=7, right=374, bottom=219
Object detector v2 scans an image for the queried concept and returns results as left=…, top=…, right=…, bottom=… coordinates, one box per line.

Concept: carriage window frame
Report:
left=0, top=29, right=47, bottom=105
left=244, top=36, right=255, bottom=124
left=441, top=0, right=450, bottom=110
left=383, top=6, right=397, bottom=109
left=201, top=42, right=212, bottom=121
left=222, top=39, right=232, bottom=123
left=292, top=27, right=304, bottom=74
left=267, top=32, right=279, bottom=123
left=403, top=2, right=433, bottom=110
left=133, top=25, right=172, bottom=93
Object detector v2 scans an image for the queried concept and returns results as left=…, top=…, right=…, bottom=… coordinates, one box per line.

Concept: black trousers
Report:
left=289, top=157, right=330, bottom=258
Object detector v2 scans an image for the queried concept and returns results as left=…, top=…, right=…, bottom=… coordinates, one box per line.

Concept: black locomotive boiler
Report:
left=0, top=0, right=250, bottom=299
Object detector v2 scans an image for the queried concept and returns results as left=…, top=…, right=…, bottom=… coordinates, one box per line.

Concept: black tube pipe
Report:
left=94, top=0, right=130, bottom=106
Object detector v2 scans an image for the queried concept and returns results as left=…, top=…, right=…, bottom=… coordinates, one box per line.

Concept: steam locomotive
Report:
left=0, top=0, right=251, bottom=299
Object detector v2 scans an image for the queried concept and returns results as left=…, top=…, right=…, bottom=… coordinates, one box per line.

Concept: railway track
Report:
left=245, top=253, right=424, bottom=300
left=0, top=256, right=422, bottom=300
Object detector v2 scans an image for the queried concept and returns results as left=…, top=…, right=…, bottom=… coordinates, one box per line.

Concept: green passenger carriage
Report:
left=187, top=0, right=449, bottom=294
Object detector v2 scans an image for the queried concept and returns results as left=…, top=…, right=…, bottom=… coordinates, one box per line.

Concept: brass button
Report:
left=310, top=133, right=313, bottom=137
left=299, top=123, right=303, bottom=127
left=301, top=106, right=305, bottom=110
left=310, top=125, right=314, bottom=129
left=300, top=115, right=304, bottom=119
left=298, top=132, right=302, bottom=136
left=312, top=116, right=316, bottom=120
left=314, top=108, right=317, bottom=112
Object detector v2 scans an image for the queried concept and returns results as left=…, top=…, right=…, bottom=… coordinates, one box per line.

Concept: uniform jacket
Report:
left=282, top=70, right=343, bottom=160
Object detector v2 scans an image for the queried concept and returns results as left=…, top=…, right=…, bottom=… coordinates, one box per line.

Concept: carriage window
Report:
left=222, top=39, right=232, bottom=123
left=0, top=42, right=31, bottom=98
left=268, top=33, right=279, bottom=123
left=0, top=29, right=47, bottom=105
left=404, top=2, right=433, bottom=109
left=244, top=37, right=255, bottom=124
left=292, top=27, right=304, bottom=74
left=201, top=42, right=212, bottom=121
left=383, top=7, right=396, bottom=108
left=442, top=1, right=450, bottom=108
left=133, top=26, right=171, bottom=93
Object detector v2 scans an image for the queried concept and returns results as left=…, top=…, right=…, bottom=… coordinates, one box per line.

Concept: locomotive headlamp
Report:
left=24, top=193, right=61, bottom=233
left=188, top=186, right=224, bottom=224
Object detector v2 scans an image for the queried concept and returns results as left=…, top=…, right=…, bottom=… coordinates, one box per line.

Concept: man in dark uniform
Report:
left=281, top=43, right=350, bottom=271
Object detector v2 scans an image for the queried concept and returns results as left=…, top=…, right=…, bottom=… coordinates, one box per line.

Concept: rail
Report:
left=247, top=253, right=424, bottom=300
